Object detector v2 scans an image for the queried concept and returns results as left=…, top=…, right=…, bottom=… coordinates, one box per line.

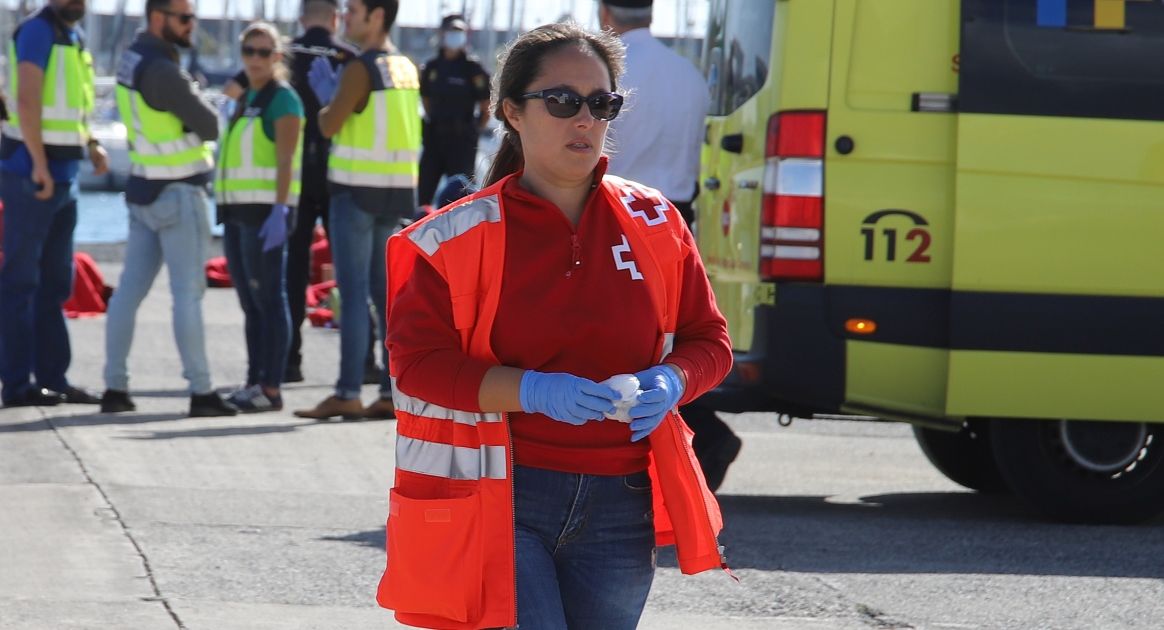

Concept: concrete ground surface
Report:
left=3, top=253, right=1164, bottom=630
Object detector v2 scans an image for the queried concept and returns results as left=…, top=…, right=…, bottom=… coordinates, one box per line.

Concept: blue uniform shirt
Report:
left=0, top=16, right=83, bottom=182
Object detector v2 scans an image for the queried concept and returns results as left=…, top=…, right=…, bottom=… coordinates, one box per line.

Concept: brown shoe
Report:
left=363, top=397, right=396, bottom=420
left=293, top=395, right=364, bottom=421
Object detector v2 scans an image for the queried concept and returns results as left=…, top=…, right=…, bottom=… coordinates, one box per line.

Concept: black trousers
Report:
left=418, top=123, right=479, bottom=207
left=286, top=189, right=329, bottom=369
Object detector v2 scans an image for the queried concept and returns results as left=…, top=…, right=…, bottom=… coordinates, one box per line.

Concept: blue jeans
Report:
left=0, top=171, right=78, bottom=402
left=222, top=220, right=290, bottom=389
left=104, top=183, right=213, bottom=394
left=513, top=465, right=656, bottom=630
left=328, top=191, right=400, bottom=399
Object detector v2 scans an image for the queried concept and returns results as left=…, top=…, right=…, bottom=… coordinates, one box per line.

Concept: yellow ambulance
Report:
left=697, top=0, right=1164, bottom=523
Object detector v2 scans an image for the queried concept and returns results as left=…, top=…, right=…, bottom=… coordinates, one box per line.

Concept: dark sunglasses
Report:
left=241, top=46, right=274, bottom=59
left=520, top=88, right=623, bottom=121
left=163, top=10, right=196, bottom=25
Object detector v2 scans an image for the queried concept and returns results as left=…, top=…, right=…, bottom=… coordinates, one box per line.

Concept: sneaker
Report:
left=226, top=385, right=283, bottom=414
left=294, top=395, right=364, bottom=421
left=56, top=385, right=101, bottom=405
left=189, top=392, right=239, bottom=417
left=100, top=389, right=136, bottom=414
left=362, top=397, right=396, bottom=420
left=3, top=387, right=65, bottom=408
left=283, top=364, right=304, bottom=384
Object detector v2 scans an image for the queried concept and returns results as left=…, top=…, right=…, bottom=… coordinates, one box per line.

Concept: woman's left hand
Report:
left=259, top=204, right=290, bottom=252
left=628, top=365, right=685, bottom=442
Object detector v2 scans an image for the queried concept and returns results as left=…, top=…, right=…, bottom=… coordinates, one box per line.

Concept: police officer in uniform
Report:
left=102, top=0, right=237, bottom=417
left=294, top=0, right=419, bottom=421
left=417, top=14, right=489, bottom=207
left=0, top=0, right=105, bottom=407
left=226, top=0, right=357, bottom=384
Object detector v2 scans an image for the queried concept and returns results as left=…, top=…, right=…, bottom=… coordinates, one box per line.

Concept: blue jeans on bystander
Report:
left=0, top=171, right=79, bottom=403
left=328, top=189, right=408, bottom=400
left=104, top=183, right=214, bottom=394
left=223, top=220, right=291, bottom=389
left=513, top=464, right=656, bottom=630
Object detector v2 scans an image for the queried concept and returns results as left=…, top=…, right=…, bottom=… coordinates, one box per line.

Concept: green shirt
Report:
left=245, top=83, right=304, bottom=140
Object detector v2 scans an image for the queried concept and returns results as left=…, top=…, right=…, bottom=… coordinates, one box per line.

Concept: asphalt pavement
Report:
left=0, top=254, right=834, bottom=630
left=4, top=252, right=1164, bottom=630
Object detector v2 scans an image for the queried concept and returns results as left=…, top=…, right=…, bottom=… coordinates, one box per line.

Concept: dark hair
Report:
left=145, top=0, right=172, bottom=17
left=363, top=0, right=399, bottom=34
left=484, top=22, right=625, bottom=186
left=301, top=0, right=337, bottom=20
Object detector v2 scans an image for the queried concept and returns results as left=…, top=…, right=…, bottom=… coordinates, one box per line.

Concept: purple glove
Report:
left=519, top=371, right=619, bottom=426
left=628, top=365, right=685, bottom=442
left=258, top=204, right=289, bottom=252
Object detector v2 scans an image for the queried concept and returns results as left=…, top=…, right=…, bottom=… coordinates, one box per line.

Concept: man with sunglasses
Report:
left=600, top=0, right=741, bottom=493
left=294, top=0, right=419, bottom=421
left=0, top=0, right=105, bottom=407
left=101, top=0, right=237, bottom=417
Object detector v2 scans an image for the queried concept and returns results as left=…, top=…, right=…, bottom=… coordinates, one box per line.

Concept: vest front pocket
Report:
left=382, top=488, right=484, bottom=623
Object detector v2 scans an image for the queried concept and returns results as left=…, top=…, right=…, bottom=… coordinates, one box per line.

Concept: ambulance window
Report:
left=703, top=0, right=776, bottom=116
left=960, top=0, right=1164, bottom=121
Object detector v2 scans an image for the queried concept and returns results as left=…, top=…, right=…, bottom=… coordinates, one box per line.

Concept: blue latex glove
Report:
left=307, top=57, right=339, bottom=105
left=628, top=365, right=685, bottom=442
left=258, top=204, right=290, bottom=252
left=519, top=371, right=620, bottom=426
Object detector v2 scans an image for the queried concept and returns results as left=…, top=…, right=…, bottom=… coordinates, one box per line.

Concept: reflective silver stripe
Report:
left=396, top=436, right=507, bottom=480
left=330, top=144, right=418, bottom=163
left=408, top=194, right=501, bottom=256
left=390, top=378, right=502, bottom=425
left=130, top=132, right=204, bottom=157
left=222, top=165, right=282, bottom=180
left=662, top=332, right=675, bottom=360
left=43, top=51, right=85, bottom=120
left=2, top=123, right=83, bottom=146
left=216, top=188, right=300, bottom=206
left=132, top=160, right=213, bottom=180
left=327, top=168, right=416, bottom=188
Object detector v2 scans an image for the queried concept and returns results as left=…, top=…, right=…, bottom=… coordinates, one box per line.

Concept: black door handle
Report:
left=704, top=177, right=721, bottom=191
left=721, top=134, right=744, bottom=153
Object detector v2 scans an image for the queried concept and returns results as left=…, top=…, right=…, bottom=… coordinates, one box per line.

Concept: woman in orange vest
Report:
left=379, top=21, right=733, bottom=630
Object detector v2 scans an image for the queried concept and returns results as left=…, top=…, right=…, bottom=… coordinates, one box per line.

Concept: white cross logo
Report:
left=611, top=234, right=643, bottom=281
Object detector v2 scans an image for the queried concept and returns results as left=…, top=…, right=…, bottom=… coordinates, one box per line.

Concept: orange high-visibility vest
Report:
left=378, top=172, right=727, bottom=630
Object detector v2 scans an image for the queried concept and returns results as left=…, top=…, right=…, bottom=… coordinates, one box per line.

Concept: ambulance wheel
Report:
left=990, top=419, right=1164, bottom=524
left=912, top=422, right=1007, bottom=493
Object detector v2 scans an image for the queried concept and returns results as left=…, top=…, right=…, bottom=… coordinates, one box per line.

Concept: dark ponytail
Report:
left=484, top=21, right=625, bottom=187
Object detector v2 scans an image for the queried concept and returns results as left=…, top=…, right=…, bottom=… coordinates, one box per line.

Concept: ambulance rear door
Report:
left=950, top=0, right=1164, bottom=421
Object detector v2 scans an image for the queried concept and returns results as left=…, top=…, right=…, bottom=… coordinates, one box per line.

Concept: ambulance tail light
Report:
left=760, top=111, right=825, bottom=282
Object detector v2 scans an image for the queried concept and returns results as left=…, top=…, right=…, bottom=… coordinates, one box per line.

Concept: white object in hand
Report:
left=601, top=374, right=641, bottom=423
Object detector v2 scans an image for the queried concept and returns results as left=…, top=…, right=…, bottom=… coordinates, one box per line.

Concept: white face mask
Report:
left=442, top=31, right=468, bottom=50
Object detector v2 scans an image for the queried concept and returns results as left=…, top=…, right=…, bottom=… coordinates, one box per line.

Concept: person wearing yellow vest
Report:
left=216, top=22, right=305, bottom=414
left=0, top=0, right=105, bottom=408
left=294, top=0, right=419, bottom=422
left=101, top=0, right=237, bottom=418
left=379, top=23, right=733, bottom=630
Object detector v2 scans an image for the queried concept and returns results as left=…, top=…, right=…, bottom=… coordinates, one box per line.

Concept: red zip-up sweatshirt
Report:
left=387, top=165, right=731, bottom=475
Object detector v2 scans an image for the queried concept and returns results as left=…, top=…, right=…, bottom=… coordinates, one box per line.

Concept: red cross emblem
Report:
left=619, top=186, right=669, bottom=227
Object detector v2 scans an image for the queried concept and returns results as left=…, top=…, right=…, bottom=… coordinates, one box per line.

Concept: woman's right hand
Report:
left=518, top=371, right=619, bottom=425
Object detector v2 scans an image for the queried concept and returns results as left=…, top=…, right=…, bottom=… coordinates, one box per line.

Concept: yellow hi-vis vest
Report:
left=216, top=81, right=303, bottom=207
left=0, top=7, right=94, bottom=160
left=114, top=40, right=214, bottom=181
left=329, top=49, right=420, bottom=190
